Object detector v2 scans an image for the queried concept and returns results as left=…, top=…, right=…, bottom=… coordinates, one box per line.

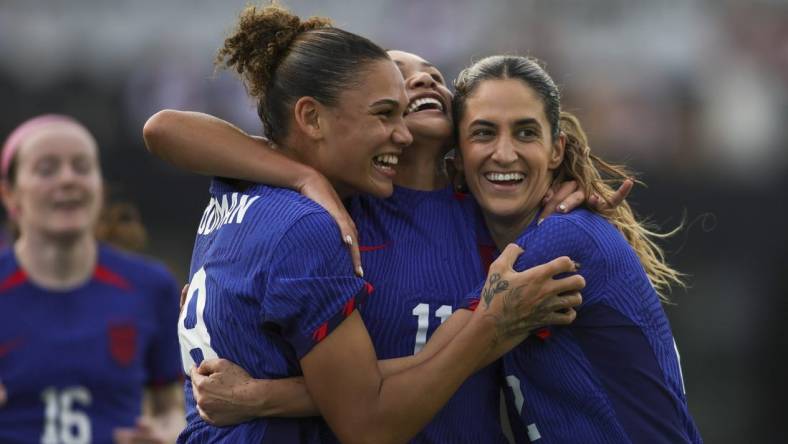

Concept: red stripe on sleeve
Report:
left=342, top=297, right=356, bottom=317
left=313, top=322, right=329, bottom=342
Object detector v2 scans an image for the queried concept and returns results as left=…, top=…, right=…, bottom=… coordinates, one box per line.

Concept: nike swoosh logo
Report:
left=0, top=337, right=25, bottom=358
left=359, top=243, right=389, bottom=252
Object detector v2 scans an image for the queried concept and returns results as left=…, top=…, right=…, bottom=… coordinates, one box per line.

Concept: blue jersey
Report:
left=0, top=244, right=181, bottom=444
left=476, top=209, right=701, bottom=443
left=178, top=179, right=369, bottom=443
left=349, top=186, right=507, bottom=444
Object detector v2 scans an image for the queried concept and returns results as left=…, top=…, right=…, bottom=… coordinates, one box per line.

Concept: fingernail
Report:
left=357, top=266, right=364, bottom=278
left=558, top=203, right=567, bottom=213
left=573, top=261, right=581, bottom=270
left=537, top=218, right=544, bottom=226
left=344, top=234, right=353, bottom=246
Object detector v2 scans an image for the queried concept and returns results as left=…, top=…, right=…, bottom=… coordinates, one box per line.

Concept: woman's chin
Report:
left=406, top=119, right=452, bottom=142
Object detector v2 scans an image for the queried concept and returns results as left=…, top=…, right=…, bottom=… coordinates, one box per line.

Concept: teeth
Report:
left=485, top=172, right=525, bottom=182
left=374, top=154, right=399, bottom=166
left=407, top=97, right=443, bottom=114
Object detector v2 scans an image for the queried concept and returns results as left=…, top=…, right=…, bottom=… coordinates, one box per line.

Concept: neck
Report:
left=394, top=138, right=449, bottom=191
left=15, top=232, right=97, bottom=290
left=484, top=207, right=540, bottom=251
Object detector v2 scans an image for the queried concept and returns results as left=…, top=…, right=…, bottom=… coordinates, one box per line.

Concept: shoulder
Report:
left=516, top=209, right=596, bottom=251
left=206, top=180, right=336, bottom=245
left=522, top=208, right=628, bottom=253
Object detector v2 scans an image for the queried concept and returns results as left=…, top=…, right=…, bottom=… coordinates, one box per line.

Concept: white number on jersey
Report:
left=504, top=375, right=542, bottom=442
left=40, top=386, right=91, bottom=444
left=178, top=266, right=219, bottom=373
left=411, top=303, right=452, bottom=354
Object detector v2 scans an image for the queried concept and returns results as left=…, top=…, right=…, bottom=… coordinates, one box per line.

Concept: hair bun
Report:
left=216, top=5, right=332, bottom=99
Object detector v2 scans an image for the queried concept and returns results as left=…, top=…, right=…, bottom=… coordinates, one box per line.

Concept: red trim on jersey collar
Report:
left=94, top=265, right=132, bottom=291
left=452, top=192, right=468, bottom=201
left=0, top=269, right=27, bottom=292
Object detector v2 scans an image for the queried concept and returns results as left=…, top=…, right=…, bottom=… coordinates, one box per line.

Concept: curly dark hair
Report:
left=216, top=4, right=388, bottom=143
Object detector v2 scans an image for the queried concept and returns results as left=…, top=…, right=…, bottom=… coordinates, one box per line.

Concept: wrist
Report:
left=293, top=165, right=323, bottom=194
left=245, top=379, right=272, bottom=418
left=463, top=311, right=500, bottom=352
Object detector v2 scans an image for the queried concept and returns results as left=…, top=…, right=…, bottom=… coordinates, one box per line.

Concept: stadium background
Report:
left=1, top=0, right=785, bottom=442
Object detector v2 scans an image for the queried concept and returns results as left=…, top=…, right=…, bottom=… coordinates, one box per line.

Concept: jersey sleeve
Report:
left=263, top=212, right=370, bottom=360
left=510, top=216, right=593, bottom=280
left=145, top=264, right=184, bottom=386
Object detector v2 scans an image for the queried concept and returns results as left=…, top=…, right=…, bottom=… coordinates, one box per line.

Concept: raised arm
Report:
left=142, top=110, right=362, bottom=275
left=143, top=110, right=313, bottom=188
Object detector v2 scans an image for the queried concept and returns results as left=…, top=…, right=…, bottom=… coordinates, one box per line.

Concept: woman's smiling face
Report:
left=457, top=78, right=564, bottom=223
left=387, top=50, right=453, bottom=142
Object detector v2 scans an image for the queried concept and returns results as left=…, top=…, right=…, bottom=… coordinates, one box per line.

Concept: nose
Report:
left=491, top=138, right=517, bottom=165
left=407, top=71, right=436, bottom=90
left=392, top=118, right=413, bottom=147
left=55, top=164, right=83, bottom=186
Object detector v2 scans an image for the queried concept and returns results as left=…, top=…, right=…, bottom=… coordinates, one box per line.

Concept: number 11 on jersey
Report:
left=411, top=303, right=452, bottom=354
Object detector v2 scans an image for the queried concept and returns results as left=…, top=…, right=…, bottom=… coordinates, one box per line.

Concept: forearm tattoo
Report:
left=481, top=273, right=510, bottom=309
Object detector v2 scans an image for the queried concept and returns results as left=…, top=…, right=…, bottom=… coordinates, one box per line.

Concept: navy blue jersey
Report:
left=0, top=244, right=181, bottom=444
left=468, top=209, right=701, bottom=443
left=349, top=186, right=507, bottom=444
left=178, top=179, right=369, bottom=443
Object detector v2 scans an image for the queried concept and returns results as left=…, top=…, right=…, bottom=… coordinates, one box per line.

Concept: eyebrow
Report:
left=370, top=98, right=401, bottom=109
left=469, top=119, right=496, bottom=127
left=470, top=118, right=541, bottom=127
left=394, top=60, right=438, bottom=70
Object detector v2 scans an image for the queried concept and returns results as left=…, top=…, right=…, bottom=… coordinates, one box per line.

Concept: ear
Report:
left=450, top=147, right=464, bottom=173
left=292, top=96, right=324, bottom=141
left=548, top=132, right=566, bottom=169
left=0, top=180, right=18, bottom=221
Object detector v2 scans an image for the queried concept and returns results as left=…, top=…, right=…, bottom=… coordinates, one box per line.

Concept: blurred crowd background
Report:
left=1, top=0, right=785, bottom=441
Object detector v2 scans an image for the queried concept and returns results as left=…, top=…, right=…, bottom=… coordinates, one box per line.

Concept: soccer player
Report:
left=146, top=46, right=628, bottom=441
left=146, top=5, right=585, bottom=443
left=0, top=115, right=184, bottom=444
left=451, top=55, right=703, bottom=443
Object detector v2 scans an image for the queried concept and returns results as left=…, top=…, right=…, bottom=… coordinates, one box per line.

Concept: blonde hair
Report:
left=556, top=112, right=685, bottom=299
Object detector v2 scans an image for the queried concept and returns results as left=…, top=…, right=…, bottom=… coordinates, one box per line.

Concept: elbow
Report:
left=142, top=109, right=179, bottom=156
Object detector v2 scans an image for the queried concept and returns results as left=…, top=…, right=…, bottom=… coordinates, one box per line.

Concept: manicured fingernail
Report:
left=537, top=218, right=544, bottom=226
left=357, top=266, right=364, bottom=277
left=344, top=235, right=353, bottom=246
left=558, top=203, right=567, bottom=212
